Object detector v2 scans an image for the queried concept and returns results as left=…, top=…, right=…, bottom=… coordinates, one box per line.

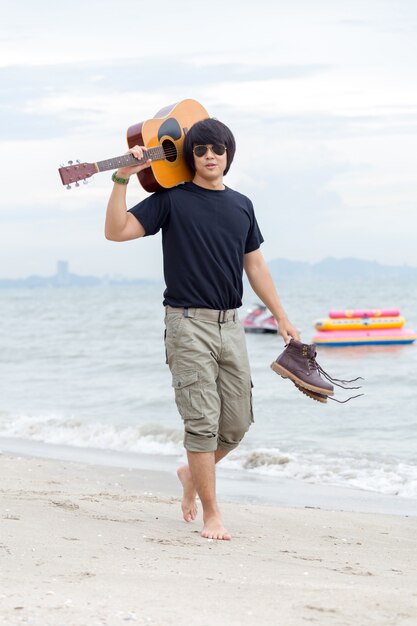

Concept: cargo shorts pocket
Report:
left=172, top=370, right=203, bottom=419
left=165, top=314, right=184, bottom=343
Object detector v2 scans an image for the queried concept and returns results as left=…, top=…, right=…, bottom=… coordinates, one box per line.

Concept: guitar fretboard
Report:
left=96, top=146, right=166, bottom=172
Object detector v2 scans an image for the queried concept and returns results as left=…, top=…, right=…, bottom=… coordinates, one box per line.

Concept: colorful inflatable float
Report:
left=312, top=308, right=416, bottom=346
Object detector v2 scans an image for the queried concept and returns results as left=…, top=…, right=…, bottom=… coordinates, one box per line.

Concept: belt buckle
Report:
left=218, top=310, right=227, bottom=324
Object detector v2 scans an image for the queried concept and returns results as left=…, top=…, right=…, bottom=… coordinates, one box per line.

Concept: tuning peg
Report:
left=76, top=159, right=80, bottom=164
left=66, top=184, right=71, bottom=190
left=68, top=160, right=73, bottom=165
left=75, top=181, right=80, bottom=187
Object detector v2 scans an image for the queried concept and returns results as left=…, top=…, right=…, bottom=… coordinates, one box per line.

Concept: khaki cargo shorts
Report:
left=164, top=306, right=254, bottom=453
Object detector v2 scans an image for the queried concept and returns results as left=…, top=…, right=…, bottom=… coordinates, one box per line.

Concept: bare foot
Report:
left=177, top=465, right=198, bottom=522
left=201, top=515, right=231, bottom=541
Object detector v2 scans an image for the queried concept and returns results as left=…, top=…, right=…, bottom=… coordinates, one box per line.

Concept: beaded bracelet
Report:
left=112, top=171, right=130, bottom=185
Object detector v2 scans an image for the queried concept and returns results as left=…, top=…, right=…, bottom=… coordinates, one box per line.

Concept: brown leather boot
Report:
left=271, top=340, right=334, bottom=396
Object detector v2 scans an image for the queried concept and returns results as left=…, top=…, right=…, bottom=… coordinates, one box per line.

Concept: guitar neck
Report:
left=95, top=145, right=165, bottom=173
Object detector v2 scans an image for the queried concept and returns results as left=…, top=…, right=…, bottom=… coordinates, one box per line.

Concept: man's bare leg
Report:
left=177, top=448, right=229, bottom=522
left=185, top=450, right=231, bottom=540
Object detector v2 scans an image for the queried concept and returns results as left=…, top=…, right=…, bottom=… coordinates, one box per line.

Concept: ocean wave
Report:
left=226, top=447, right=417, bottom=499
left=0, top=413, right=184, bottom=457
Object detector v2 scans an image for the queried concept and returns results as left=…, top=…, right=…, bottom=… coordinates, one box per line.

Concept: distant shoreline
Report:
left=0, top=275, right=161, bottom=289
left=2, top=256, right=417, bottom=288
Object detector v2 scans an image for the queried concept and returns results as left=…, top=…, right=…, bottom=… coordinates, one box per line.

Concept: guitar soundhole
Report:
left=162, top=139, right=177, bottom=162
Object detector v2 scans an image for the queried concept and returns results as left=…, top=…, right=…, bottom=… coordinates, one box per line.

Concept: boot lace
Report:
left=308, top=354, right=364, bottom=403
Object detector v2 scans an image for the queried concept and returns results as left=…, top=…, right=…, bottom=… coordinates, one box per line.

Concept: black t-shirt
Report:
left=128, top=181, right=264, bottom=309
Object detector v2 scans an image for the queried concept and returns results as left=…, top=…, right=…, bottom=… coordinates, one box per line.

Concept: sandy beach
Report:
left=0, top=453, right=416, bottom=626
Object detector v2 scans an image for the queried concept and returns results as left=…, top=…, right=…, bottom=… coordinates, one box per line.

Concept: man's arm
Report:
left=105, top=145, right=151, bottom=242
left=244, top=248, right=300, bottom=343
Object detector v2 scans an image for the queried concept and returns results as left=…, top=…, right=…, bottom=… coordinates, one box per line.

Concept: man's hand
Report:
left=116, top=145, right=152, bottom=180
left=276, top=316, right=300, bottom=344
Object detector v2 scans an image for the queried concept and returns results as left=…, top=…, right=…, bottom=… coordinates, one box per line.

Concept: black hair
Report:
left=183, top=118, right=236, bottom=176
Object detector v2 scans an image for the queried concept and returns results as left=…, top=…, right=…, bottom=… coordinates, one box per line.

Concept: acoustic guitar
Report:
left=58, top=99, right=209, bottom=192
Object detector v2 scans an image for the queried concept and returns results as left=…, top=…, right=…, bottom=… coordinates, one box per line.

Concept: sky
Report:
left=1, top=0, right=416, bottom=279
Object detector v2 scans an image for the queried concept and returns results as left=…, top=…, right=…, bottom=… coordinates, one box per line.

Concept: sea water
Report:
left=1, top=278, right=416, bottom=503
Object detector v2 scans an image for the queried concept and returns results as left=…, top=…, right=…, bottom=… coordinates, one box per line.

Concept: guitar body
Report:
left=127, top=99, right=209, bottom=192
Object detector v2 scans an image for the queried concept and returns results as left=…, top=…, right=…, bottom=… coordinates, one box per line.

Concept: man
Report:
left=105, top=118, right=299, bottom=541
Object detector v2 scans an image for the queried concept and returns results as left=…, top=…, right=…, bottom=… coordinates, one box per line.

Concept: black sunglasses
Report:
left=192, top=144, right=227, bottom=157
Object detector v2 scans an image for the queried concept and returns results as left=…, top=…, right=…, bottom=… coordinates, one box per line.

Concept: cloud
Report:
left=0, top=60, right=330, bottom=140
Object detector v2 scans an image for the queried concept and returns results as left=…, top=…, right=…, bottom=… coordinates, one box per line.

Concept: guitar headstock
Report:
left=58, top=160, right=97, bottom=188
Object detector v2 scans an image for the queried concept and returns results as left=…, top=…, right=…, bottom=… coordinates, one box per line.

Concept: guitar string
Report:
left=106, top=148, right=184, bottom=161
left=71, top=150, right=184, bottom=176
left=106, top=149, right=185, bottom=164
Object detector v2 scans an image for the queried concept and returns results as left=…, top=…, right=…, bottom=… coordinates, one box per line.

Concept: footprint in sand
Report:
left=50, top=500, right=79, bottom=510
